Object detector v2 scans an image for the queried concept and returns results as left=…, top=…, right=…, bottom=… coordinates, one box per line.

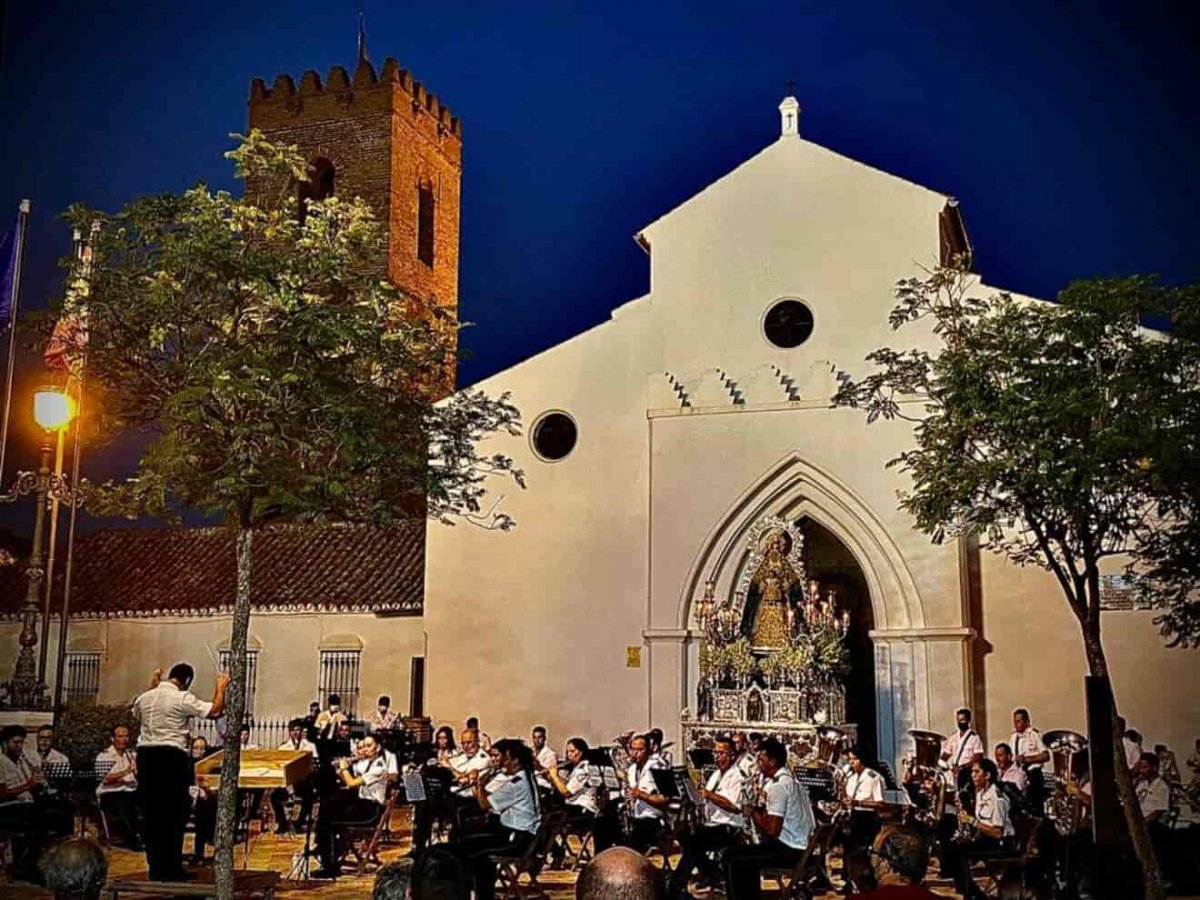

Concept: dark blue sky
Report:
left=1, top=1, right=1197, bottom=528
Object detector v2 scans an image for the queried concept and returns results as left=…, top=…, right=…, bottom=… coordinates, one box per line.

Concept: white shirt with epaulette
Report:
left=845, top=768, right=884, bottom=805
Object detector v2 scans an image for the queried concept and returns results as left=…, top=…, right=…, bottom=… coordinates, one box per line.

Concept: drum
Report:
left=907, top=729, right=945, bottom=772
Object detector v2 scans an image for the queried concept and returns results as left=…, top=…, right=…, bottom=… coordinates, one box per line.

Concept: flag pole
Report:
left=0, top=199, right=31, bottom=485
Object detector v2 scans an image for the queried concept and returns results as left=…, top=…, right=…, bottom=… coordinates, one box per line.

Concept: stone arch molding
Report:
left=674, top=452, right=925, bottom=634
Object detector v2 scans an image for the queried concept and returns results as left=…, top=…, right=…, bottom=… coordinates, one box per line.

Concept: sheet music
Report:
left=678, top=770, right=702, bottom=807
left=403, top=770, right=427, bottom=802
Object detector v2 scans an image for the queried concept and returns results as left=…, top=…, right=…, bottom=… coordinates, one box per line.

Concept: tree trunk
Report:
left=213, top=523, right=254, bottom=899
left=1080, top=626, right=1164, bottom=900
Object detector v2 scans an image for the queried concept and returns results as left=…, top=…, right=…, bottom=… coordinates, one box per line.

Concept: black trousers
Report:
left=315, top=791, right=382, bottom=871
left=670, top=823, right=741, bottom=893
left=270, top=780, right=314, bottom=831
left=449, top=823, right=535, bottom=900
left=137, top=745, right=193, bottom=879
left=100, top=790, right=143, bottom=848
left=723, top=837, right=803, bottom=900
left=412, top=792, right=478, bottom=849
left=942, top=834, right=1011, bottom=899
left=622, top=815, right=666, bottom=854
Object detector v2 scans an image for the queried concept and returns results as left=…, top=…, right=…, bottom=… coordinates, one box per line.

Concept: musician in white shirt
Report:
left=96, top=725, right=143, bottom=849
left=722, top=737, right=815, bottom=900
left=411, top=728, right=489, bottom=851
left=942, top=707, right=985, bottom=787
left=622, top=734, right=668, bottom=853
left=842, top=746, right=884, bottom=854
left=994, top=743, right=1028, bottom=794
left=944, top=759, right=1013, bottom=900
left=531, top=725, right=558, bottom=791
left=367, top=695, right=399, bottom=732
left=270, top=718, right=317, bottom=834
left=0, top=725, right=55, bottom=882
left=26, top=725, right=70, bottom=772
left=311, top=736, right=389, bottom=879
left=453, top=739, right=540, bottom=900
left=669, top=737, right=746, bottom=898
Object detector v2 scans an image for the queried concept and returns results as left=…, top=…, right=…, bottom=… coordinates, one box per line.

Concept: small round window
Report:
left=763, top=300, right=814, bottom=348
left=531, top=412, right=577, bottom=462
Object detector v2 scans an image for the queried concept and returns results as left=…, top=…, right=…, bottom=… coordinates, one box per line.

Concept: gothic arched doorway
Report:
left=797, top=516, right=877, bottom=762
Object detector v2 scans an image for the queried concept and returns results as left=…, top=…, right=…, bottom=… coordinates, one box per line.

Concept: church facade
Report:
left=423, top=98, right=1199, bottom=768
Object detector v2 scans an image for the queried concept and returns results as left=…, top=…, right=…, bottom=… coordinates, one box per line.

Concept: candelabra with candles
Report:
left=1, top=388, right=88, bottom=710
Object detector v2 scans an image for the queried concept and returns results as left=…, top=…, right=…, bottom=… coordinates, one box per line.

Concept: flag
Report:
left=44, top=313, right=88, bottom=375
left=0, top=211, right=22, bottom=333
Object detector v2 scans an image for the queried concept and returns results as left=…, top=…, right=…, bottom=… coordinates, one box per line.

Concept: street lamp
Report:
left=2, top=387, right=80, bottom=709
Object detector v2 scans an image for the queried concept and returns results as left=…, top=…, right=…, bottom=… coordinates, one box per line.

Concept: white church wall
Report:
left=979, top=554, right=1200, bottom=758
left=0, top=612, right=425, bottom=720
left=424, top=302, right=658, bottom=745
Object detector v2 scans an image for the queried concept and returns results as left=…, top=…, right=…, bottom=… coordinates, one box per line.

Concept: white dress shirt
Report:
left=96, top=746, right=138, bottom=796
left=450, top=749, right=491, bottom=797
left=845, top=768, right=884, bottom=806
left=1136, top=776, right=1170, bottom=817
left=132, top=681, right=213, bottom=751
left=999, top=764, right=1028, bottom=793
left=974, top=783, right=1014, bottom=838
left=564, top=762, right=599, bottom=814
left=0, top=752, right=36, bottom=804
left=489, top=770, right=539, bottom=834
left=943, top=730, right=984, bottom=768
left=628, top=759, right=665, bottom=820
left=1011, top=728, right=1047, bottom=769
left=1124, top=737, right=1142, bottom=770
left=534, top=745, right=558, bottom=789
left=277, top=737, right=317, bottom=755
left=367, top=709, right=399, bottom=731
left=704, top=765, right=746, bottom=828
left=763, top=767, right=815, bottom=850
left=351, top=755, right=389, bottom=805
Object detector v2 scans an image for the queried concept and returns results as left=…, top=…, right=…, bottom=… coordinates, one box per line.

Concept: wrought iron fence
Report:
left=189, top=716, right=294, bottom=749
left=63, top=652, right=101, bottom=707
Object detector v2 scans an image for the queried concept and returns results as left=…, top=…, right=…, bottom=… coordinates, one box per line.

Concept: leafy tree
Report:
left=833, top=267, right=1199, bottom=900
left=54, top=131, right=523, bottom=897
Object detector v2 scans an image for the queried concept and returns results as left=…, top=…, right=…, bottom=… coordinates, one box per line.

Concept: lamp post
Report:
left=2, top=388, right=78, bottom=709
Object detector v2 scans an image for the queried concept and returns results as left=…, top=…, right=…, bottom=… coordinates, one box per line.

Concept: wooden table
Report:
left=194, top=749, right=313, bottom=790
left=105, top=869, right=279, bottom=899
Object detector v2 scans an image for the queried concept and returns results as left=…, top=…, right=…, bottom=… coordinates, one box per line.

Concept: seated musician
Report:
left=994, top=743, right=1028, bottom=795
left=1135, top=751, right=1171, bottom=869
left=314, top=693, right=348, bottom=740
left=367, top=695, right=399, bottom=732
left=546, top=736, right=615, bottom=855
left=722, top=737, right=815, bottom=900
left=303, top=701, right=322, bottom=743
left=96, top=725, right=143, bottom=850
left=237, top=723, right=257, bottom=749
left=271, top=718, right=316, bottom=834
left=1055, top=768, right=1093, bottom=900
left=433, top=725, right=457, bottom=765
left=311, top=735, right=389, bottom=879
left=0, top=724, right=65, bottom=883
left=942, top=759, right=1013, bottom=900
left=26, top=724, right=73, bottom=814
left=188, top=736, right=218, bottom=864
left=449, top=739, right=539, bottom=900
left=841, top=746, right=884, bottom=854
left=466, top=716, right=492, bottom=751
left=648, top=727, right=673, bottom=768
left=622, top=733, right=668, bottom=853
left=531, top=725, right=558, bottom=794
left=668, top=736, right=746, bottom=899
left=942, top=708, right=984, bottom=789
left=410, top=727, right=490, bottom=852
left=1010, top=708, right=1048, bottom=813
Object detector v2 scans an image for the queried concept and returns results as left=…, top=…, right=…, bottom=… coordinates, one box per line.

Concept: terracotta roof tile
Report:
left=0, top=522, right=424, bottom=619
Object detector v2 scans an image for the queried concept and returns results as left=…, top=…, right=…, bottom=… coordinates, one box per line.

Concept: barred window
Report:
left=318, top=650, right=362, bottom=717
left=63, top=651, right=101, bottom=707
left=219, top=649, right=259, bottom=717
left=417, top=182, right=436, bottom=267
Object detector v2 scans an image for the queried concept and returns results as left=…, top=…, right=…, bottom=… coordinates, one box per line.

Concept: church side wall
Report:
left=423, top=310, right=655, bottom=746
left=0, top=613, right=424, bottom=721
left=980, top=555, right=1200, bottom=757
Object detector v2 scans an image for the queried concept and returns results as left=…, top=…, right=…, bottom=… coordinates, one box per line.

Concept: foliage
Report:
left=55, top=130, right=524, bottom=531
left=726, top=638, right=756, bottom=678
left=833, top=267, right=1200, bottom=646
left=55, top=703, right=139, bottom=769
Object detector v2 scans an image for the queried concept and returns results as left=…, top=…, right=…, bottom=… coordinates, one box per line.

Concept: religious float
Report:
left=682, top=516, right=856, bottom=766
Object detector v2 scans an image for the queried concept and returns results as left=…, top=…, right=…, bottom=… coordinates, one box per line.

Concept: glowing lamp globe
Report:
left=33, top=389, right=76, bottom=431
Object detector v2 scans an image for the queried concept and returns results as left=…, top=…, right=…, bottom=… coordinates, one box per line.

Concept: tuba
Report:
left=904, top=729, right=950, bottom=827
left=1044, top=730, right=1089, bottom=837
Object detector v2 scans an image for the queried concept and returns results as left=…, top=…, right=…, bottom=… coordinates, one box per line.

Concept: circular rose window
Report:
left=763, top=299, right=814, bottom=348
left=531, top=412, right=577, bottom=462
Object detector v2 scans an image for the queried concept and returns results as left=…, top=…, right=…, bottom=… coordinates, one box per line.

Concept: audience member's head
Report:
left=372, top=859, right=413, bottom=900
left=575, top=847, right=666, bottom=900
left=871, top=825, right=931, bottom=885
left=40, top=838, right=108, bottom=900
left=411, top=846, right=470, bottom=900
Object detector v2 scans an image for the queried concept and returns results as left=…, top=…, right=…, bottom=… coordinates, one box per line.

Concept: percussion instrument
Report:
left=194, top=749, right=313, bottom=790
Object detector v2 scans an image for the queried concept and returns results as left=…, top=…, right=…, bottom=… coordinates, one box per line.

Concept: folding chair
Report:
left=561, top=814, right=596, bottom=871
left=762, top=822, right=838, bottom=900
left=972, top=814, right=1044, bottom=898
left=343, top=792, right=397, bottom=876
left=491, top=809, right=568, bottom=899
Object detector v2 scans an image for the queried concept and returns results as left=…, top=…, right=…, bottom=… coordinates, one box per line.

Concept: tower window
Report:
left=763, top=299, right=814, bottom=349
left=417, top=182, right=436, bottom=267
left=298, top=157, right=336, bottom=226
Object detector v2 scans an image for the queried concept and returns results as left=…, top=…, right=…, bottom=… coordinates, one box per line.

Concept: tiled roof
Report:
left=0, top=522, right=424, bottom=619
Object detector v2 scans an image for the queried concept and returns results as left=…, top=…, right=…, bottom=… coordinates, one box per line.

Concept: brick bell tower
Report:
left=248, top=57, right=462, bottom=387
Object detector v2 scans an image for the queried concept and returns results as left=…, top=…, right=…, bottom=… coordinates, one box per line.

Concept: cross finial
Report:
left=784, top=79, right=796, bottom=96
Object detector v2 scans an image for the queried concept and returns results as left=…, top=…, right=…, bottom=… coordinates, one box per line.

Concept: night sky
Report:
left=0, top=1, right=1197, bottom=532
